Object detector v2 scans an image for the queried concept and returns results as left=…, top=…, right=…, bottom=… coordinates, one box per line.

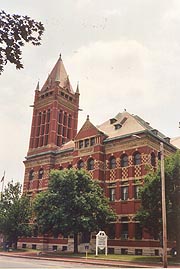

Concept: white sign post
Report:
left=96, top=231, right=107, bottom=256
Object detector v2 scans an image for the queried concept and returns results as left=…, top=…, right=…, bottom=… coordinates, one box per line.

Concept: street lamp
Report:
left=159, top=142, right=168, bottom=268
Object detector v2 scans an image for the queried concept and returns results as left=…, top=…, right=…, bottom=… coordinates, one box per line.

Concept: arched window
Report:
left=133, top=152, right=141, bottom=165
left=29, top=169, right=34, bottom=180
left=77, top=160, right=84, bottom=169
left=121, top=154, right=128, bottom=167
left=87, top=158, right=94, bottom=170
left=38, top=168, right=44, bottom=179
left=151, top=152, right=156, bottom=166
left=59, top=166, right=63, bottom=170
left=67, top=164, right=72, bottom=169
left=109, top=156, right=116, bottom=169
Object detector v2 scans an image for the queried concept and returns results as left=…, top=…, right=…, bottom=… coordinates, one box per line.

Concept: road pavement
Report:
left=0, top=251, right=180, bottom=269
left=0, top=256, right=117, bottom=269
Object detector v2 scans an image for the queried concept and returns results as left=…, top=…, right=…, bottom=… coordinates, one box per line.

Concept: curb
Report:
left=0, top=253, right=159, bottom=268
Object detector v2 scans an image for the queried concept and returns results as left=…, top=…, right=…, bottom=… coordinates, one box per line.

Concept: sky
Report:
left=1, top=0, right=180, bottom=185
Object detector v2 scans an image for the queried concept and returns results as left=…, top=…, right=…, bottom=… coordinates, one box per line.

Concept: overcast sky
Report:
left=1, top=0, right=180, bottom=184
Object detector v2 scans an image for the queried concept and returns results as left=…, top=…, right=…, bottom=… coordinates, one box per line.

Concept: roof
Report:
left=59, top=140, right=75, bottom=151
left=75, top=115, right=106, bottom=140
left=97, top=111, right=167, bottom=140
left=57, top=111, right=172, bottom=152
left=40, top=55, right=74, bottom=94
left=171, top=137, right=180, bottom=149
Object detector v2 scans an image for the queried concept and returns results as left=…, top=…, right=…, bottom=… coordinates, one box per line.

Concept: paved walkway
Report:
left=0, top=251, right=180, bottom=268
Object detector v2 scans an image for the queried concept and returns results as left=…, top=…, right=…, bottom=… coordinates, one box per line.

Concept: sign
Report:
left=96, top=231, right=107, bottom=256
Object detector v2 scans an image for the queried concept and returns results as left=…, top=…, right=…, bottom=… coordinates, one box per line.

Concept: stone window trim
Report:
left=29, top=169, right=34, bottom=181
left=87, top=158, right=94, bottom=171
left=38, top=168, right=44, bottom=179
left=121, top=154, right=128, bottom=167
left=133, top=151, right=141, bottom=165
left=77, top=160, right=84, bottom=169
left=109, top=156, right=116, bottom=169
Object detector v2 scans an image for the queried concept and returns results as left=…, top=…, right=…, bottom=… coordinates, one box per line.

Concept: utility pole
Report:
left=160, top=142, right=168, bottom=268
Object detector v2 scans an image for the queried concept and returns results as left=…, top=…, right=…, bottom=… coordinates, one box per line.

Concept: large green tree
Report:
left=136, top=150, right=180, bottom=259
left=0, top=182, right=32, bottom=248
left=0, top=10, right=44, bottom=74
left=33, top=169, right=116, bottom=253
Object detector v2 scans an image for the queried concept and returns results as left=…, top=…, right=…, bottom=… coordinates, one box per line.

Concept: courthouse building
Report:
left=20, top=56, right=176, bottom=255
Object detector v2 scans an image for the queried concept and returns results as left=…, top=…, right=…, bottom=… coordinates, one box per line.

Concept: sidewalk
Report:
left=1, top=251, right=180, bottom=268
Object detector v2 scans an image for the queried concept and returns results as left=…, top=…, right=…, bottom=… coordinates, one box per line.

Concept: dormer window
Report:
left=152, top=129, right=158, bottom=136
left=114, top=123, right=122, bottom=130
left=164, top=137, right=170, bottom=143
left=110, top=118, right=117, bottom=124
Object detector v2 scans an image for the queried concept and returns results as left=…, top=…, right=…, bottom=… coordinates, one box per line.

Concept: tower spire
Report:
left=76, top=81, right=79, bottom=93
left=36, top=81, right=40, bottom=90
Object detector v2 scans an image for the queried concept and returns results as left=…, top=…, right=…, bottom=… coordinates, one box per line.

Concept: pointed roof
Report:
left=40, top=55, right=74, bottom=93
left=75, top=115, right=106, bottom=140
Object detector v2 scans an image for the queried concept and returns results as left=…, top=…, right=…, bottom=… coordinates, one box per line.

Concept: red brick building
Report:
left=21, top=56, right=176, bottom=255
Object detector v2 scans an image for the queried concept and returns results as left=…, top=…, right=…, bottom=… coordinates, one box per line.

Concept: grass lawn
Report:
left=0, top=247, right=179, bottom=265
left=38, top=251, right=180, bottom=265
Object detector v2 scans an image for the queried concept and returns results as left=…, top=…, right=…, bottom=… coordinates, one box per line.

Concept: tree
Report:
left=0, top=10, right=44, bottom=74
left=33, top=169, right=116, bottom=253
left=136, top=151, right=180, bottom=259
left=0, top=181, right=32, bottom=249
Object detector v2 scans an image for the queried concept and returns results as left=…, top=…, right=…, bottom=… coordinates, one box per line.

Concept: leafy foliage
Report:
left=34, top=169, right=116, bottom=253
left=0, top=10, right=44, bottom=74
left=136, top=150, right=180, bottom=258
left=0, top=181, right=32, bottom=248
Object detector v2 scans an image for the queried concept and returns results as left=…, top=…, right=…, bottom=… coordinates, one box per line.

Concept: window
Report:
left=90, top=137, right=95, bottom=146
left=133, top=152, right=141, bottom=165
left=121, top=154, right=128, bottom=167
left=22, top=244, right=27, bottom=249
left=135, top=223, right=142, bottom=240
left=121, top=186, right=128, bottom=200
left=79, top=140, right=83, bottom=149
left=134, top=185, right=141, bottom=199
left=87, top=158, right=94, bottom=170
left=67, top=164, right=72, bottom=169
left=85, top=139, right=89, bottom=147
left=29, top=170, right=34, bottom=180
left=47, top=109, right=51, bottom=122
left=109, top=188, right=115, bottom=202
left=151, top=152, right=156, bottom=166
left=121, top=223, right=128, bottom=240
left=59, top=166, right=63, bottom=170
left=114, top=123, right=122, bottom=130
left=77, top=160, right=84, bottom=169
left=53, top=245, right=58, bottom=251
left=68, top=115, right=72, bottom=127
left=58, top=110, right=62, bottom=123
left=135, top=249, right=142, bottom=255
left=107, top=223, right=115, bottom=239
left=121, top=248, right=128, bottom=255
left=38, top=168, right=44, bottom=179
left=109, top=157, right=116, bottom=169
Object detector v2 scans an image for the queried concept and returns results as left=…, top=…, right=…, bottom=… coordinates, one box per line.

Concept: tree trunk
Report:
left=74, top=232, right=78, bottom=254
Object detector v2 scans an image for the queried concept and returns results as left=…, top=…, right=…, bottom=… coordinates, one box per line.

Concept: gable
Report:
left=75, top=116, right=105, bottom=140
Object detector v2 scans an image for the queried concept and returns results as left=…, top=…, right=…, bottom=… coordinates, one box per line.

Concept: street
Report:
left=0, top=256, right=119, bottom=269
